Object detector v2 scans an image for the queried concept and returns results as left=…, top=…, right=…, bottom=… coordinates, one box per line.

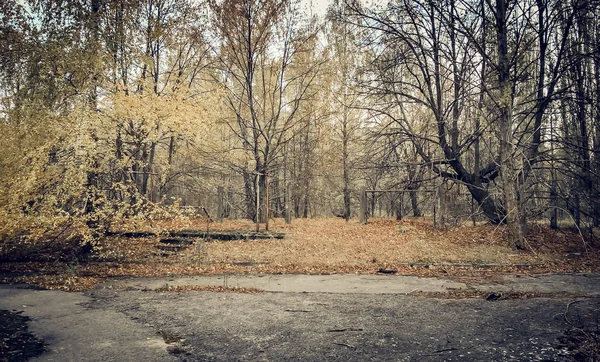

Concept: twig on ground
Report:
left=564, top=299, right=585, bottom=325
left=522, top=237, right=539, bottom=257
left=328, top=328, right=364, bottom=332
left=423, top=346, right=469, bottom=357
left=434, top=347, right=458, bottom=353
left=333, top=342, right=356, bottom=349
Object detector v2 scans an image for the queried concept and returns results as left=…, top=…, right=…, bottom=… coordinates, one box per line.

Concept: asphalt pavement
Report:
left=1, top=273, right=599, bottom=361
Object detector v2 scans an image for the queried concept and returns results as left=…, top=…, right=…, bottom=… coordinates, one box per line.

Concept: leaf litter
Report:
left=1, top=217, right=598, bottom=292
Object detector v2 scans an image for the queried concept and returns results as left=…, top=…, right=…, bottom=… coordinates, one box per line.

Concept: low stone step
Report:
left=110, top=229, right=286, bottom=241
left=167, top=230, right=286, bottom=240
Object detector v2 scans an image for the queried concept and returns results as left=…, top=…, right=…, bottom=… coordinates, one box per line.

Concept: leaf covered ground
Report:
left=0, top=217, right=598, bottom=291
left=0, top=309, right=45, bottom=361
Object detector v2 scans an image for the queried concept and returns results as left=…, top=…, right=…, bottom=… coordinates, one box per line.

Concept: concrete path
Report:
left=102, top=274, right=466, bottom=294
left=2, top=273, right=600, bottom=361
left=0, top=286, right=177, bottom=362
left=99, top=272, right=600, bottom=295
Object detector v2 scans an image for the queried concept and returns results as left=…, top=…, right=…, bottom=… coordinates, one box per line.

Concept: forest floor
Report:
left=1, top=216, right=600, bottom=361
left=0, top=217, right=598, bottom=292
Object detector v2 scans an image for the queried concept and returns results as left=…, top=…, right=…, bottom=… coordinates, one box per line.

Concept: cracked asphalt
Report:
left=1, top=273, right=599, bottom=361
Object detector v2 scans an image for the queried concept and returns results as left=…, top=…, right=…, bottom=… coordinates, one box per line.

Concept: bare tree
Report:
left=344, top=0, right=582, bottom=247
left=211, top=0, right=321, bottom=221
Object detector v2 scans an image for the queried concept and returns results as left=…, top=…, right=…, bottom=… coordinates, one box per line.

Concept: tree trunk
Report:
left=434, top=181, right=446, bottom=229
left=359, top=187, right=367, bottom=224
left=285, top=183, right=291, bottom=224
left=594, top=17, right=600, bottom=227
left=496, top=0, right=524, bottom=249
left=257, top=171, right=267, bottom=223
left=243, top=171, right=255, bottom=221
left=409, top=187, right=421, bottom=217
left=396, top=193, right=403, bottom=221
left=142, top=142, right=156, bottom=200
left=550, top=176, right=558, bottom=229
left=217, top=186, right=224, bottom=222
left=302, top=194, right=308, bottom=218
left=342, top=116, right=351, bottom=221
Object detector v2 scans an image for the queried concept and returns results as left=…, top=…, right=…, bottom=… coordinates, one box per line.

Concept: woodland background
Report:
left=2, top=0, right=600, bottom=250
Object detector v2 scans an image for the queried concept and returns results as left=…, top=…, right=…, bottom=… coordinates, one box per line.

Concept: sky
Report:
left=301, top=0, right=333, bottom=17
left=300, top=0, right=387, bottom=18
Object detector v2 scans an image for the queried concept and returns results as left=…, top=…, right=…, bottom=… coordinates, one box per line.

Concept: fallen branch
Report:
left=423, top=346, right=468, bottom=357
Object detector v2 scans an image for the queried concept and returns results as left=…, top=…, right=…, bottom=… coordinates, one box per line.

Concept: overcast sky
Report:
left=301, top=0, right=333, bottom=17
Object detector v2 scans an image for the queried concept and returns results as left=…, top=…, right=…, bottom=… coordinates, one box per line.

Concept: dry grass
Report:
left=93, top=216, right=598, bottom=276
left=1, top=216, right=598, bottom=291
left=201, top=217, right=567, bottom=267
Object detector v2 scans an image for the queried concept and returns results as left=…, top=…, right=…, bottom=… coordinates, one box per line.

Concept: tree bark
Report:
left=243, top=170, right=255, bottom=221
left=496, top=0, right=525, bottom=249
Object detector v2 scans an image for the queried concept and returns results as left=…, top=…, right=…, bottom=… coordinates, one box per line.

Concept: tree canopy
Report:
left=1, top=0, right=600, bottom=248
